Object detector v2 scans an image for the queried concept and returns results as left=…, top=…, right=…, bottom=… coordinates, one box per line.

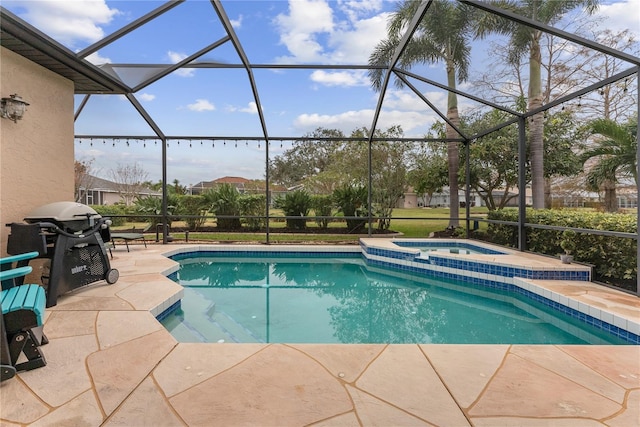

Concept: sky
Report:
left=3, top=0, right=639, bottom=187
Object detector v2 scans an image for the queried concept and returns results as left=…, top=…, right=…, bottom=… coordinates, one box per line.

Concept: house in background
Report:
left=189, top=176, right=288, bottom=202
left=190, top=176, right=252, bottom=195
left=76, top=174, right=160, bottom=206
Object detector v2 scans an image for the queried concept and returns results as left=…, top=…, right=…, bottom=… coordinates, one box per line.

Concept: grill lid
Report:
left=24, top=202, right=101, bottom=222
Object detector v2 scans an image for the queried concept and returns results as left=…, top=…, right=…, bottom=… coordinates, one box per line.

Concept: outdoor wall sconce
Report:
left=1, top=94, right=29, bottom=123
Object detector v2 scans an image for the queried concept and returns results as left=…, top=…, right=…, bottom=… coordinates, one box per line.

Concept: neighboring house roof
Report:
left=79, top=174, right=160, bottom=196
left=213, top=176, right=251, bottom=184
left=189, top=177, right=287, bottom=193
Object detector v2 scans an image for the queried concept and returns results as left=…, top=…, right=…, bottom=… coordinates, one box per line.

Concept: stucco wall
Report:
left=0, top=46, right=75, bottom=256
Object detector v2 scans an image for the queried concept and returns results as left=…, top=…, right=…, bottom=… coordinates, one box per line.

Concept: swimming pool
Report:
left=161, top=252, right=630, bottom=345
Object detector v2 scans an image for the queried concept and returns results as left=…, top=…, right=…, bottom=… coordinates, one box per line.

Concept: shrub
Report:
left=333, top=184, right=368, bottom=233
left=134, top=195, right=178, bottom=226
left=92, top=204, right=128, bottom=227
left=275, top=190, right=312, bottom=230
left=176, top=195, right=209, bottom=230
left=486, top=209, right=637, bottom=289
left=311, top=195, right=333, bottom=229
left=203, top=183, right=242, bottom=230
left=239, top=194, right=267, bottom=231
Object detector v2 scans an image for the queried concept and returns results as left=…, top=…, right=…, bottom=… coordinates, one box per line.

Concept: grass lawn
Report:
left=113, top=207, right=490, bottom=244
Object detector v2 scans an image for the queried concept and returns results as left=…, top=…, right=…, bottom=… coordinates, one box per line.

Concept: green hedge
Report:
left=91, top=204, right=129, bottom=227
left=486, top=209, right=637, bottom=290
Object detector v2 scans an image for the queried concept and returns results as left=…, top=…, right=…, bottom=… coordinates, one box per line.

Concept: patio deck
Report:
left=1, top=244, right=638, bottom=426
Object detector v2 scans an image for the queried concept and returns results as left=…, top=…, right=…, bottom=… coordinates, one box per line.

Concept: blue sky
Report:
left=3, top=0, right=639, bottom=187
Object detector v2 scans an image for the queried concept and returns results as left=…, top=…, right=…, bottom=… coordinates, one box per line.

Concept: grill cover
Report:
left=24, top=202, right=101, bottom=232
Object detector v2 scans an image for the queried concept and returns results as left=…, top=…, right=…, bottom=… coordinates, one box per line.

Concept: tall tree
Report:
left=473, top=0, right=599, bottom=209
left=108, top=163, right=149, bottom=206
left=74, top=158, right=96, bottom=203
left=269, top=128, right=344, bottom=187
left=581, top=117, right=638, bottom=212
left=408, top=142, right=448, bottom=208
left=369, top=0, right=473, bottom=228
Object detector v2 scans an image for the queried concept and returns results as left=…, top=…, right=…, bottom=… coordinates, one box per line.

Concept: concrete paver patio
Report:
left=1, top=244, right=638, bottom=426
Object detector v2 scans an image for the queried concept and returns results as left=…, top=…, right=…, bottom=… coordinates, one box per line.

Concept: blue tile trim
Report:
left=170, top=250, right=361, bottom=261
left=156, top=300, right=181, bottom=322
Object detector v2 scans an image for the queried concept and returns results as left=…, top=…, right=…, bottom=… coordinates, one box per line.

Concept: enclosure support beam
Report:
left=465, top=141, right=471, bottom=238
left=161, top=137, right=168, bottom=243
left=518, top=117, right=527, bottom=251
left=636, top=70, right=639, bottom=296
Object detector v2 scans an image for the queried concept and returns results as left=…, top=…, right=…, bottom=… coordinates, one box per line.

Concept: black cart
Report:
left=6, top=202, right=119, bottom=307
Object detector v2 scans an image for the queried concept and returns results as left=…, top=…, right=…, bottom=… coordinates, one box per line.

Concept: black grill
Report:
left=6, top=202, right=119, bottom=307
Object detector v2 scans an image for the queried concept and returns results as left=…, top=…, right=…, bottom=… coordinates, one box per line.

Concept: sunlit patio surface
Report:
left=1, top=243, right=639, bottom=426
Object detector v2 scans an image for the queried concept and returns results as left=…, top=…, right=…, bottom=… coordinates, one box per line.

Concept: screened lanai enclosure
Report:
left=1, top=0, right=638, bottom=292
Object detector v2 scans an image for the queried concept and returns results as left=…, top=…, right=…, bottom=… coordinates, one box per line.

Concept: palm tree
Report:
left=473, top=0, right=599, bottom=209
left=369, top=0, right=473, bottom=228
left=582, top=118, right=638, bottom=212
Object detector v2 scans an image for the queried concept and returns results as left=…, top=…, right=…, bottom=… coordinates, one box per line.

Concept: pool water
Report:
left=392, top=240, right=506, bottom=255
left=161, top=255, right=626, bottom=345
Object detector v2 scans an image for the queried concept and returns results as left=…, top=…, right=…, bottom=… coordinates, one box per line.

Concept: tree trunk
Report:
left=446, top=62, right=460, bottom=228
left=544, top=177, right=552, bottom=208
left=529, top=33, right=545, bottom=209
left=603, top=179, right=618, bottom=212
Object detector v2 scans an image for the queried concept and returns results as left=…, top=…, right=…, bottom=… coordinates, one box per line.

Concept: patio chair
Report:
left=0, top=261, right=48, bottom=380
left=110, top=223, right=151, bottom=252
left=1, top=251, right=40, bottom=290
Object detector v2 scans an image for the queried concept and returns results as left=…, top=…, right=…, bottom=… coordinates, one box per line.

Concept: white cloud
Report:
left=84, top=51, right=111, bottom=65
left=230, top=14, right=243, bottom=29
left=187, top=99, right=215, bottom=112
left=227, top=102, right=259, bottom=114
left=138, top=93, right=156, bottom=102
left=293, top=108, right=436, bottom=135
left=326, top=12, right=391, bottom=63
left=15, top=0, right=119, bottom=47
left=599, top=0, right=640, bottom=37
left=167, top=51, right=195, bottom=77
left=310, top=70, right=369, bottom=87
left=384, top=89, right=448, bottom=113
left=273, top=0, right=388, bottom=64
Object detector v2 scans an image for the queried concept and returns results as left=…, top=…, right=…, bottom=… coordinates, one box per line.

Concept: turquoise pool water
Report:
left=391, top=240, right=506, bottom=255
left=161, top=254, right=627, bottom=345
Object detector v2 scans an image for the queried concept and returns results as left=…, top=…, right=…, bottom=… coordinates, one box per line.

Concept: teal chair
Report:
left=0, top=253, right=47, bottom=381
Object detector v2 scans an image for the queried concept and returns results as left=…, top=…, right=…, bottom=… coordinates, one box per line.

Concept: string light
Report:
left=623, top=78, right=628, bottom=92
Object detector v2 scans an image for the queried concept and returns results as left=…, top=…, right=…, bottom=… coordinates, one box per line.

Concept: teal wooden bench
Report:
left=0, top=259, right=47, bottom=381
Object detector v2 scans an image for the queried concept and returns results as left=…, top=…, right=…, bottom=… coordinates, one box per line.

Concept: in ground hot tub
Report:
left=391, top=239, right=508, bottom=255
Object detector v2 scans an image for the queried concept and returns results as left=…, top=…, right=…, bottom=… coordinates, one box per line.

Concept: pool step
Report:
left=205, top=307, right=264, bottom=343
